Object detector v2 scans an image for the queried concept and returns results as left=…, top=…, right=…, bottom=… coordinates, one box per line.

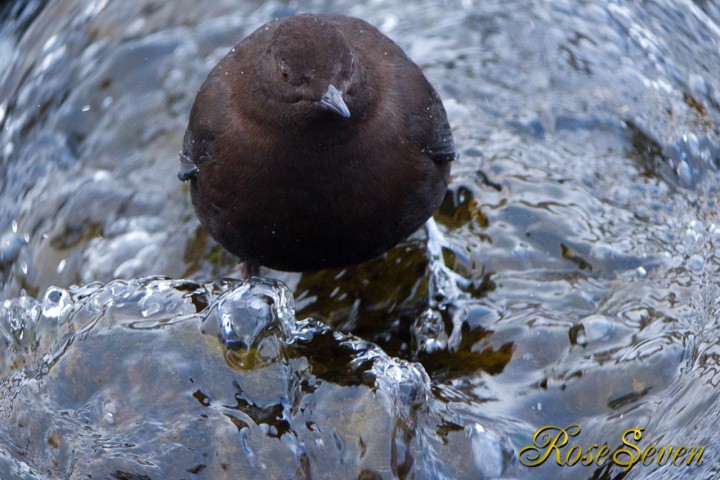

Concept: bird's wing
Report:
left=177, top=74, right=227, bottom=182
left=408, top=86, right=458, bottom=164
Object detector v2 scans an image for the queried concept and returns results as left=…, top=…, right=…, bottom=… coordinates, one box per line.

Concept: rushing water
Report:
left=1, top=0, right=720, bottom=478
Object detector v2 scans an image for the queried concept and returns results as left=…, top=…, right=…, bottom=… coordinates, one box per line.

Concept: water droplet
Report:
left=2, top=294, right=40, bottom=344
left=688, top=254, right=704, bottom=272
left=42, top=287, right=73, bottom=319
left=677, top=160, right=692, bottom=186
left=202, top=278, right=295, bottom=351
left=103, top=400, right=116, bottom=424
left=412, top=308, right=447, bottom=353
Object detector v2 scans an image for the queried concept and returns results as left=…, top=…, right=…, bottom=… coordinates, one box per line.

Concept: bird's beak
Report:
left=320, top=84, right=350, bottom=118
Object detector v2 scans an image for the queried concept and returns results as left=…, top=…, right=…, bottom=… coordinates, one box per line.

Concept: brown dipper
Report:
left=179, top=13, right=456, bottom=274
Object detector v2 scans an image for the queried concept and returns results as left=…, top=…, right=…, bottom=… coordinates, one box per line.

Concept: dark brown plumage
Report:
left=179, top=13, right=456, bottom=273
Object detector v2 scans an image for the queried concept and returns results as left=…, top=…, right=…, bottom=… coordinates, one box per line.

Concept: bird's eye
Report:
left=280, top=67, right=290, bottom=83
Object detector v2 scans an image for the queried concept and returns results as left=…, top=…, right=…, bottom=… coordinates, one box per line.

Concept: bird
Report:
left=179, top=13, right=456, bottom=276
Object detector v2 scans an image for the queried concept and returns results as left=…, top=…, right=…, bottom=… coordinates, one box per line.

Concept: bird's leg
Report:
left=238, top=259, right=261, bottom=280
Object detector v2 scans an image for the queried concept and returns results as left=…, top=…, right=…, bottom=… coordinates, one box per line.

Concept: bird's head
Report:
left=253, top=15, right=367, bottom=127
